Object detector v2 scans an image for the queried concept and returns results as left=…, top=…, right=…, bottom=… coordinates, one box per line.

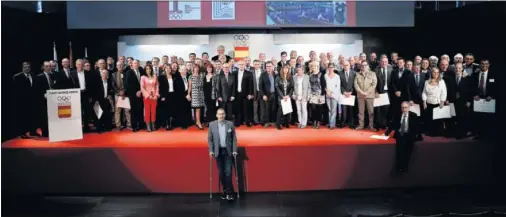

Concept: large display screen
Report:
left=67, top=1, right=414, bottom=29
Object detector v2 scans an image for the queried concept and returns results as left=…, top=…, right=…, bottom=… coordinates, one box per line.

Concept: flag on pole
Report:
left=53, top=41, right=59, bottom=72
left=69, top=41, right=74, bottom=69
left=84, top=47, right=88, bottom=58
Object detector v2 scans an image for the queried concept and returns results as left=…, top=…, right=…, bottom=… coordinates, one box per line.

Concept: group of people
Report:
left=13, top=46, right=495, bottom=143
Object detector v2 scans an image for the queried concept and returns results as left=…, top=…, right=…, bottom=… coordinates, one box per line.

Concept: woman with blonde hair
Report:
left=308, top=61, right=326, bottom=129
left=275, top=65, right=294, bottom=130
left=140, top=65, right=159, bottom=132
left=187, top=65, right=205, bottom=129
left=422, top=67, right=447, bottom=136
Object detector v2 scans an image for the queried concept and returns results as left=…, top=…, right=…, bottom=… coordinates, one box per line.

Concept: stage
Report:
left=1, top=126, right=500, bottom=194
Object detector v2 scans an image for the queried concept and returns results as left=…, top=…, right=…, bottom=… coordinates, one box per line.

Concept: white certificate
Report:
left=373, top=93, right=390, bottom=107
left=281, top=99, right=293, bottom=115
left=410, top=104, right=421, bottom=116
left=370, top=135, right=389, bottom=140
left=340, top=95, right=356, bottom=106
left=93, top=101, right=103, bottom=119
left=115, top=96, right=131, bottom=109
left=450, top=103, right=456, bottom=116
left=473, top=99, right=496, bottom=113
left=433, top=105, right=452, bottom=120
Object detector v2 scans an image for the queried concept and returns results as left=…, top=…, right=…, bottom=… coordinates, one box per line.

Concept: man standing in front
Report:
left=383, top=101, right=420, bottom=174
left=354, top=60, right=377, bottom=130
left=208, top=108, right=238, bottom=201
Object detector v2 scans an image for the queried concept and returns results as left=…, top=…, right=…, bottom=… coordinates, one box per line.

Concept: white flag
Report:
left=84, top=47, right=88, bottom=58
left=53, top=42, right=59, bottom=72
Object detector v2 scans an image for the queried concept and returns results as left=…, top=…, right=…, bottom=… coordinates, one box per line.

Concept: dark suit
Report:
left=251, top=69, right=263, bottom=124
left=216, top=72, right=236, bottom=120
left=446, top=75, right=472, bottom=138
left=384, top=111, right=420, bottom=173
left=471, top=70, right=496, bottom=138
left=374, top=66, right=392, bottom=129
left=410, top=72, right=428, bottom=134
left=275, top=77, right=294, bottom=127
left=339, top=70, right=356, bottom=127
left=390, top=68, right=413, bottom=115
left=93, top=79, right=114, bottom=131
left=125, top=68, right=144, bottom=130
left=72, top=70, right=99, bottom=132
left=258, top=72, right=277, bottom=123
left=34, top=72, right=54, bottom=136
left=173, top=74, right=192, bottom=128
left=158, top=75, right=177, bottom=126
left=54, top=68, right=77, bottom=89
left=13, top=72, right=36, bottom=135
left=277, top=60, right=289, bottom=73
left=234, top=70, right=254, bottom=125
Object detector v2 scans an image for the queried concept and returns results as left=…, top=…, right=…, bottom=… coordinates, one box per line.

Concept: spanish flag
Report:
left=58, top=105, right=71, bottom=118
left=234, top=46, right=249, bottom=61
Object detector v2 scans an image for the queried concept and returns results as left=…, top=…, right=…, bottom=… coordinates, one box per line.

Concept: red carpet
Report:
left=1, top=126, right=493, bottom=194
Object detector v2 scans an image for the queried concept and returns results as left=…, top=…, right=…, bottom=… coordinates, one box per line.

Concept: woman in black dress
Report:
left=203, top=63, right=217, bottom=125
left=158, top=67, right=176, bottom=130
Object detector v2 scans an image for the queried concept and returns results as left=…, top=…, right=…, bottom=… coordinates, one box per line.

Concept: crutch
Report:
left=209, top=154, right=213, bottom=199
left=233, top=154, right=240, bottom=199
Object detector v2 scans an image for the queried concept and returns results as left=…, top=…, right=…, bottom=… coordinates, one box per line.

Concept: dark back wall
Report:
left=2, top=2, right=505, bottom=140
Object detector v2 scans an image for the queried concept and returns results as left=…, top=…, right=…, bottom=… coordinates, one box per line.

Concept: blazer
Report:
left=54, top=69, right=77, bottom=89
left=158, top=74, right=176, bottom=99
left=410, top=72, right=429, bottom=104
left=384, top=111, right=420, bottom=140
left=111, top=71, right=126, bottom=95
left=13, top=72, right=35, bottom=101
left=292, top=74, right=310, bottom=100
left=275, top=77, right=294, bottom=101
left=472, top=70, right=496, bottom=98
left=339, top=70, right=356, bottom=94
left=140, top=76, right=159, bottom=99
left=93, top=79, right=114, bottom=101
left=208, top=120, right=237, bottom=157
left=390, top=68, right=413, bottom=101
left=354, top=71, right=377, bottom=99
left=374, top=65, right=393, bottom=94
left=124, top=68, right=143, bottom=98
left=235, top=70, right=254, bottom=97
left=34, top=72, right=54, bottom=100
left=447, top=75, right=472, bottom=103
left=251, top=69, right=263, bottom=99
left=258, top=72, right=277, bottom=99
left=216, top=72, right=236, bottom=102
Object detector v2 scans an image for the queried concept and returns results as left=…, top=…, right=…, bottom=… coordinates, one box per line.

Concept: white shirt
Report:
left=64, top=68, right=70, bottom=78
left=400, top=113, right=409, bottom=132
left=77, top=71, right=86, bottom=90
left=44, top=72, right=52, bottom=88
left=168, top=78, right=174, bottom=92
left=478, top=71, right=488, bottom=92
left=25, top=73, right=33, bottom=86
left=422, top=80, right=447, bottom=104
left=255, top=69, right=262, bottom=91
left=325, top=73, right=341, bottom=99
left=153, top=67, right=159, bottom=76
left=296, top=75, right=303, bottom=97
left=102, top=80, right=108, bottom=98
left=238, top=70, right=244, bottom=92
left=382, top=67, right=388, bottom=90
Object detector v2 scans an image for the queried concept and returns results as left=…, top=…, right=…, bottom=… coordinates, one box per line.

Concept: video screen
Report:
left=66, top=1, right=414, bottom=29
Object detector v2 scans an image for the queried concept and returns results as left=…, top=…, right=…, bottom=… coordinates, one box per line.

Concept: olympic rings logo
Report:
left=57, top=96, right=71, bottom=102
left=233, top=35, right=249, bottom=42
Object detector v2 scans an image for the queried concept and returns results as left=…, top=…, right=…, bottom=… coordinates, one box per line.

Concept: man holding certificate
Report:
left=472, top=59, right=496, bottom=140
left=354, top=60, right=377, bottom=130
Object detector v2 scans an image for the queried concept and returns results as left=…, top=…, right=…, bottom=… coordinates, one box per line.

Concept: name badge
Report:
left=489, top=79, right=495, bottom=83
left=227, top=129, right=232, bottom=133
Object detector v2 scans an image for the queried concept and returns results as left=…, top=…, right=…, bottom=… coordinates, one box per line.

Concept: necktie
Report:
left=416, top=74, right=420, bottom=86
left=457, top=76, right=461, bottom=85
left=479, top=73, right=485, bottom=94
left=65, top=69, right=69, bottom=78
left=25, top=73, right=32, bottom=86
left=345, top=71, right=349, bottom=82
left=400, top=115, right=407, bottom=135
left=135, top=70, right=140, bottom=80
left=46, top=73, right=52, bottom=88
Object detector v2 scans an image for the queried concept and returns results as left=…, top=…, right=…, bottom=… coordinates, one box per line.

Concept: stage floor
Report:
left=2, top=126, right=500, bottom=194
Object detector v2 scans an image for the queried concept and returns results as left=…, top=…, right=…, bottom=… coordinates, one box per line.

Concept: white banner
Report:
left=47, top=89, right=83, bottom=142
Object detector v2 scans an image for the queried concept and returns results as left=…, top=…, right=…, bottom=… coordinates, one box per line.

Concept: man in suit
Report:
left=208, top=108, right=238, bottom=201
left=259, top=61, right=278, bottom=127
left=251, top=60, right=264, bottom=125
left=339, top=60, right=356, bottom=128
left=234, top=60, right=254, bottom=127
left=211, top=45, right=232, bottom=63
left=216, top=63, right=236, bottom=121
left=410, top=63, right=428, bottom=140
left=258, top=53, right=267, bottom=71
left=125, top=60, right=145, bottom=132
left=277, top=51, right=289, bottom=72
left=383, top=101, right=420, bottom=174
left=390, top=58, right=413, bottom=116
left=446, top=63, right=472, bottom=139
left=13, top=61, right=36, bottom=138
left=374, top=57, right=392, bottom=130
left=54, top=58, right=77, bottom=89
left=72, top=59, right=99, bottom=133
left=34, top=61, right=54, bottom=137
left=463, top=53, right=480, bottom=77
left=94, top=69, right=114, bottom=133
left=472, top=59, right=495, bottom=140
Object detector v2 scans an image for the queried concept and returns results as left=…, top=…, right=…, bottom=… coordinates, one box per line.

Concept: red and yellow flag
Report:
left=58, top=105, right=71, bottom=118
left=234, top=46, right=249, bottom=61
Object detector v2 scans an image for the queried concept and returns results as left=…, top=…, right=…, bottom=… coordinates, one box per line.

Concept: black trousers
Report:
left=395, top=133, right=415, bottom=171
left=261, top=95, right=277, bottom=123
left=375, top=104, right=389, bottom=129
left=96, top=98, right=112, bottom=131
left=276, top=100, right=291, bottom=126
left=341, top=105, right=355, bottom=127
left=161, top=93, right=176, bottom=124
left=220, top=100, right=234, bottom=121
left=205, top=97, right=217, bottom=123
left=216, top=148, right=234, bottom=193
left=81, top=92, right=97, bottom=131
left=310, top=103, right=324, bottom=122
left=451, top=100, right=470, bottom=137
left=16, top=101, right=34, bottom=135
left=130, top=95, right=144, bottom=129
left=178, top=99, right=192, bottom=128
left=425, top=103, right=444, bottom=136
left=234, top=94, right=252, bottom=125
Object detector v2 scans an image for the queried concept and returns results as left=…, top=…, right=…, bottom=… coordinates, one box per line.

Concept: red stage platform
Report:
left=1, top=126, right=498, bottom=194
